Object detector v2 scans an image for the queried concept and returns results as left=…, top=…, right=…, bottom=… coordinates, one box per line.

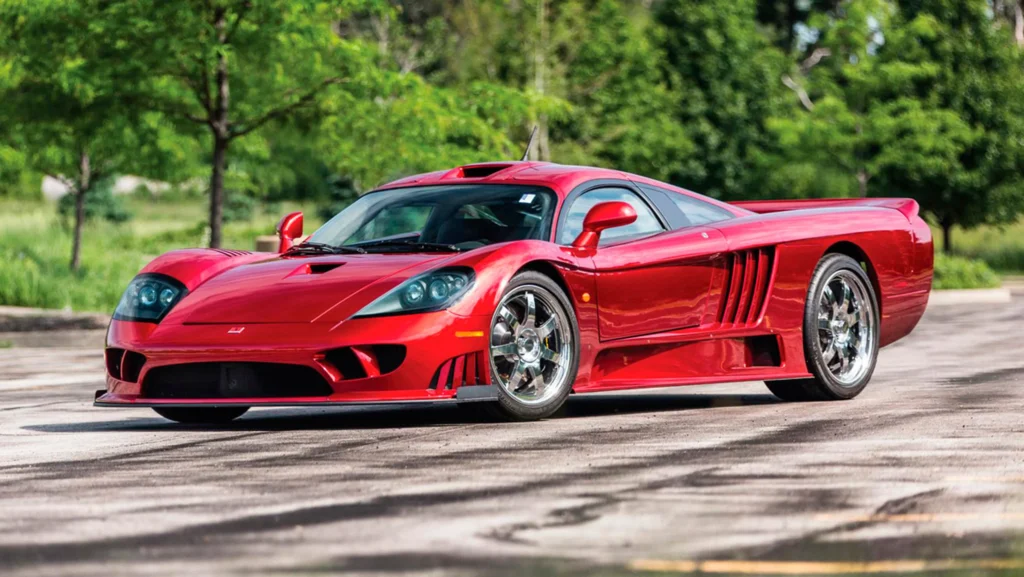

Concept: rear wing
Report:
left=730, top=198, right=920, bottom=221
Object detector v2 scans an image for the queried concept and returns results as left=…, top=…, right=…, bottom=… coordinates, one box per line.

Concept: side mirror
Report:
left=276, top=211, right=304, bottom=253
left=572, top=201, right=637, bottom=250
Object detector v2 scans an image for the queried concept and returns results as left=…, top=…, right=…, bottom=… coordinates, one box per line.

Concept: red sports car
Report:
left=96, top=161, right=933, bottom=423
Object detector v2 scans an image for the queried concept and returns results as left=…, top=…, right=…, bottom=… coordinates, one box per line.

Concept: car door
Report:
left=558, top=185, right=727, bottom=341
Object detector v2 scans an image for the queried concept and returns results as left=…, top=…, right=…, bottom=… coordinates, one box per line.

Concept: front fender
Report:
left=139, top=249, right=271, bottom=292
left=445, top=241, right=588, bottom=317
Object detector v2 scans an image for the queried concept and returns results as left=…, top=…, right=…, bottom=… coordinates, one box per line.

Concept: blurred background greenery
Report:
left=1, top=0, right=1022, bottom=311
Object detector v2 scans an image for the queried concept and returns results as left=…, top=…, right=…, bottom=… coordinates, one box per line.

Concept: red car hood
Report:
left=176, top=254, right=448, bottom=324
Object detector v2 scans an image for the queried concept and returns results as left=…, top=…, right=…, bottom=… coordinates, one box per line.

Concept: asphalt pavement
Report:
left=1, top=299, right=1023, bottom=576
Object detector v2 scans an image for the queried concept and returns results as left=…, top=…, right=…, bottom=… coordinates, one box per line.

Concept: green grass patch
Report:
left=932, top=252, right=1002, bottom=290
left=934, top=219, right=1024, bottom=274
left=0, top=340, right=13, bottom=349
left=0, top=196, right=320, bottom=313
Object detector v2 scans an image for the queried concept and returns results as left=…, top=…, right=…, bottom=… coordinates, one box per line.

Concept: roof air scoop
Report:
left=443, top=163, right=516, bottom=179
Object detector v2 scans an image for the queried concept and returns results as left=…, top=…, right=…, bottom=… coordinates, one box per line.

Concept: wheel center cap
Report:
left=831, top=318, right=851, bottom=345
left=517, top=328, right=541, bottom=363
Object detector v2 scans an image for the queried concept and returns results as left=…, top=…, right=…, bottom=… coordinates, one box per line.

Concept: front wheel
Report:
left=485, top=271, right=580, bottom=421
left=766, top=253, right=879, bottom=402
left=153, top=406, right=249, bottom=424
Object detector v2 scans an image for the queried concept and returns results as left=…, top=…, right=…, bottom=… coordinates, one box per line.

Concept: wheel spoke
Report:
left=498, top=306, right=520, bottom=333
left=524, top=292, right=536, bottom=328
left=838, top=344, right=850, bottom=373
left=822, top=284, right=836, bottom=307
left=817, top=314, right=831, bottom=332
left=822, top=342, right=837, bottom=364
left=490, top=343, right=518, bottom=360
left=540, top=346, right=562, bottom=365
left=536, top=316, right=558, bottom=339
left=507, top=360, right=529, bottom=391
left=841, top=282, right=853, bottom=312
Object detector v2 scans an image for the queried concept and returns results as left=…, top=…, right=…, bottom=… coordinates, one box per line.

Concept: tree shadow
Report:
left=24, top=392, right=780, bottom=433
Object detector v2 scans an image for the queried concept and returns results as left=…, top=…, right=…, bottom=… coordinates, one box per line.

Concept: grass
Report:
left=935, top=220, right=1024, bottom=274
left=932, top=252, right=1002, bottom=290
left=0, top=196, right=320, bottom=313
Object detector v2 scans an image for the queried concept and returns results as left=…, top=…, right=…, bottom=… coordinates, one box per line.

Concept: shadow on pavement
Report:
left=24, top=392, right=780, bottom=433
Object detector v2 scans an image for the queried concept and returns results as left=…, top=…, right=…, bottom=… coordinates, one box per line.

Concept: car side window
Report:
left=558, top=187, right=664, bottom=245
left=667, top=191, right=735, bottom=226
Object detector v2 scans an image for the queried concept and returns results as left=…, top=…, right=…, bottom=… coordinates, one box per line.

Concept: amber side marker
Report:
left=629, top=558, right=1024, bottom=575
left=455, top=331, right=485, bottom=338
left=581, top=292, right=591, bottom=303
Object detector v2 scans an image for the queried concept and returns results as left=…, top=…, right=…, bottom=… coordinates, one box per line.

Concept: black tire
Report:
left=766, top=253, right=879, bottom=402
left=153, top=406, right=249, bottom=424
left=482, top=271, right=580, bottom=421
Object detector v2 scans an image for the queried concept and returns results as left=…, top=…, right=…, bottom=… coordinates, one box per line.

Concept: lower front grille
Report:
left=143, top=362, right=332, bottom=399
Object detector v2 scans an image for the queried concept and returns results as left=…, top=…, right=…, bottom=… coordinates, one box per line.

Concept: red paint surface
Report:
left=98, top=161, right=932, bottom=408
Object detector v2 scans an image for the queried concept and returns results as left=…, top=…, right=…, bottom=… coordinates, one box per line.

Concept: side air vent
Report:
left=717, top=247, right=776, bottom=327
left=429, top=352, right=488, bottom=390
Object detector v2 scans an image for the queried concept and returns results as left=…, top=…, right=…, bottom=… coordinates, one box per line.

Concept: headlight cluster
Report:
left=113, top=274, right=187, bottom=323
left=355, top=268, right=475, bottom=318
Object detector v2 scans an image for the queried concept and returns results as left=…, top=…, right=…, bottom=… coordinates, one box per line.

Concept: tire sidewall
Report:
left=803, top=254, right=880, bottom=399
left=489, top=271, right=580, bottom=420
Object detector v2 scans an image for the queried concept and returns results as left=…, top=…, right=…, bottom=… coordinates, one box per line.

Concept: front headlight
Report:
left=354, top=267, right=475, bottom=318
left=113, top=273, right=187, bottom=323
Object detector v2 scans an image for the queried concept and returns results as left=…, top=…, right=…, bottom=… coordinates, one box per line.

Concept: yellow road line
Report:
left=630, top=558, right=1024, bottom=574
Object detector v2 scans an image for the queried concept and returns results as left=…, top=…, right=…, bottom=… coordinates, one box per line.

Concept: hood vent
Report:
left=309, top=263, right=343, bottom=275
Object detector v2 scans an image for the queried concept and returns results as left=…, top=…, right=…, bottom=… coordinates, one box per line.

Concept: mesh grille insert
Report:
left=143, top=362, right=332, bottom=399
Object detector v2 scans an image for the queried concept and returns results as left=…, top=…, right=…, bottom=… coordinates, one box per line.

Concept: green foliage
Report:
left=317, top=175, right=359, bottom=222
left=56, top=177, right=131, bottom=224
left=932, top=252, right=1002, bottom=290
left=657, top=0, right=793, bottom=199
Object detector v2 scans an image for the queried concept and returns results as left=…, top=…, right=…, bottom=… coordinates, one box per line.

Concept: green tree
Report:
left=657, top=0, right=794, bottom=200
left=871, top=0, right=1024, bottom=252
left=106, top=0, right=382, bottom=247
left=0, top=0, right=191, bottom=270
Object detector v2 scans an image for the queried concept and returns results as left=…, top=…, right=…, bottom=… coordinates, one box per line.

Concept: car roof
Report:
left=375, top=161, right=627, bottom=198
left=375, top=161, right=749, bottom=216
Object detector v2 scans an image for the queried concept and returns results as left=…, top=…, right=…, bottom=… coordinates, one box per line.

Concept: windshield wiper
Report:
left=284, top=242, right=366, bottom=255
left=358, top=239, right=464, bottom=253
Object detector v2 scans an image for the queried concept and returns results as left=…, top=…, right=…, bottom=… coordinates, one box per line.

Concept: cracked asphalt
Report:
left=1, top=299, right=1023, bottom=576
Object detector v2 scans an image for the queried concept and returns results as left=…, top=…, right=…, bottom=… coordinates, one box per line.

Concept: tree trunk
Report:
left=941, top=221, right=953, bottom=255
left=70, top=151, right=90, bottom=273
left=209, top=135, right=228, bottom=249
left=856, top=168, right=869, bottom=198
left=532, top=0, right=550, bottom=161
left=1015, top=1, right=1024, bottom=47
left=208, top=8, right=230, bottom=249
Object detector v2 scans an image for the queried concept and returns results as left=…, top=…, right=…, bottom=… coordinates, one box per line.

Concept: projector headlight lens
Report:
left=113, top=274, right=187, bottom=323
left=355, top=268, right=475, bottom=318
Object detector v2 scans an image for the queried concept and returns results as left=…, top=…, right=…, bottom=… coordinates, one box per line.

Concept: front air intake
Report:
left=143, top=362, right=332, bottom=399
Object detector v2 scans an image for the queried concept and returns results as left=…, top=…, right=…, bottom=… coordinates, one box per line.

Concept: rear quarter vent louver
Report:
left=717, top=247, right=776, bottom=327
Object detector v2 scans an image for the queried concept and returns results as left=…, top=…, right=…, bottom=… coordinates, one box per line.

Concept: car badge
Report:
left=227, top=327, right=245, bottom=334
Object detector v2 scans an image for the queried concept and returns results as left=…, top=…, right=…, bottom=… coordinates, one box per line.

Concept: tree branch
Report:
left=782, top=74, right=815, bottom=111
left=225, top=0, right=252, bottom=44
left=229, top=77, right=347, bottom=139
left=800, top=47, right=831, bottom=74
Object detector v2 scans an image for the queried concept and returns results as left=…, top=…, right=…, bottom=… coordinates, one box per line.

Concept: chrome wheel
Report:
left=816, top=270, right=875, bottom=387
left=489, top=285, right=572, bottom=406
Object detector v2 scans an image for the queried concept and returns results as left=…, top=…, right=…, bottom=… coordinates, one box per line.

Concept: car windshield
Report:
left=308, top=184, right=557, bottom=252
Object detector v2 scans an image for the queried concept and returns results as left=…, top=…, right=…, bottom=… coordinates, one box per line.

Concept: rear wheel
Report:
left=766, top=253, right=879, bottom=402
left=153, top=406, right=249, bottom=424
left=484, top=272, right=579, bottom=421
